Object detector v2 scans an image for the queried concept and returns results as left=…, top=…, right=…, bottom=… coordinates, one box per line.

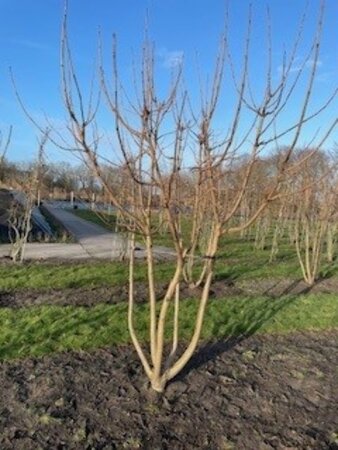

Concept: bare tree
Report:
left=8, top=132, right=49, bottom=262
left=326, top=218, right=337, bottom=263
left=0, top=126, right=12, bottom=186
left=20, top=2, right=337, bottom=391
left=291, top=152, right=336, bottom=285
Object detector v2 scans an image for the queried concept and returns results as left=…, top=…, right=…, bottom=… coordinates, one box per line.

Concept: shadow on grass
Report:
left=0, top=306, right=123, bottom=360
left=0, top=277, right=316, bottom=362
left=214, top=257, right=272, bottom=283
left=319, top=261, right=338, bottom=280
left=261, top=278, right=313, bottom=297
left=215, top=246, right=298, bottom=281
left=173, top=293, right=298, bottom=383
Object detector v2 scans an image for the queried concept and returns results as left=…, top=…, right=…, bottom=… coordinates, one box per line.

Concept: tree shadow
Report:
left=319, top=261, right=338, bottom=280
left=261, top=276, right=338, bottom=298
left=0, top=306, right=115, bottom=360
left=261, top=278, right=313, bottom=297
left=172, top=293, right=298, bottom=384
left=213, top=260, right=268, bottom=283
left=214, top=252, right=296, bottom=283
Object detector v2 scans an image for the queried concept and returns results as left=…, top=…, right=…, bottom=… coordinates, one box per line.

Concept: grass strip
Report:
left=0, top=293, right=337, bottom=360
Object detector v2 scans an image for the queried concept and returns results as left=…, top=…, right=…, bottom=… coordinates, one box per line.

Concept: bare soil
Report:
left=0, top=331, right=337, bottom=449
left=1, top=276, right=338, bottom=309
left=0, top=280, right=239, bottom=308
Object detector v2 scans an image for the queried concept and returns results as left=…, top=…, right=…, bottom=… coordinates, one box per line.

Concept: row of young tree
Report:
left=1, top=144, right=337, bottom=284
left=239, top=149, right=338, bottom=285
left=2, top=2, right=337, bottom=391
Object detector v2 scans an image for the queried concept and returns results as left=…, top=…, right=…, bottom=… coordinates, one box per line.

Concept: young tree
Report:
left=291, top=151, right=336, bottom=285
left=22, top=2, right=337, bottom=391
left=8, top=132, right=49, bottom=262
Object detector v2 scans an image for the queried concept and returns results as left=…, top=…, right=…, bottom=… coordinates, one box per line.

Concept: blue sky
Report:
left=0, top=0, right=337, bottom=163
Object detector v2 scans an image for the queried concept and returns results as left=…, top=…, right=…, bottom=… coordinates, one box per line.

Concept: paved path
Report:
left=44, top=204, right=129, bottom=259
left=43, top=203, right=175, bottom=260
left=0, top=243, right=89, bottom=260
left=0, top=202, right=175, bottom=261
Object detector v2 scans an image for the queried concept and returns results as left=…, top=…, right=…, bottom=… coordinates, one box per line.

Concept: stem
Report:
left=128, top=232, right=152, bottom=379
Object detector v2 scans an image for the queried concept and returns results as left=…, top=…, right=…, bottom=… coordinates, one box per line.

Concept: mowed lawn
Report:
left=0, top=226, right=337, bottom=362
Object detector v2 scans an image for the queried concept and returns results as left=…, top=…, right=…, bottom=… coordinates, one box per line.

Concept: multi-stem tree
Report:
left=23, top=2, right=338, bottom=391
left=291, top=150, right=336, bottom=285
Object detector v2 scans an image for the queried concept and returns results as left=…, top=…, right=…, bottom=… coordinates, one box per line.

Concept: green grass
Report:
left=1, top=210, right=337, bottom=363
left=61, top=208, right=338, bottom=283
left=69, top=208, right=117, bottom=230
left=0, top=210, right=338, bottom=366
left=0, top=227, right=311, bottom=292
left=0, top=257, right=300, bottom=292
left=0, top=239, right=337, bottom=291
left=0, top=293, right=337, bottom=360
left=68, top=208, right=192, bottom=248
left=0, top=260, right=176, bottom=290
left=0, top=225, right=336, bottom=362
left=214, top=236, right=303, bottom=281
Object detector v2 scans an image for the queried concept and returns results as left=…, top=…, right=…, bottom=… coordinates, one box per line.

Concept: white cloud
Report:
left=277, top=56, right=322, bottom=74
left=305, top=58, right=323, bottom=69
left=158, top=48, right=184, bottom=69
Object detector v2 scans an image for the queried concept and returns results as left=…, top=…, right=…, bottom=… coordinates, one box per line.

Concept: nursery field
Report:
left=1, top=0, right=337, bottom=447
left=0, top=233, right=338, bottom=449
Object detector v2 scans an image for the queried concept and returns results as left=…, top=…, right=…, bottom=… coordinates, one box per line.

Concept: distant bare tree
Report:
left=0, top=126, right=12, bottom=185
left=8, top=132, right=49, bottom=262
left=291, top=152, right=337, bottom=285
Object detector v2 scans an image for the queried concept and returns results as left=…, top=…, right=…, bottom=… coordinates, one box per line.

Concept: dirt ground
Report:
left=1, top=258, right=338, bottom=449
left=0, top=280, right=237, bottom=308
left=0, top=331, right=337, bottom=449
left=1, top=276, right=338, bottom=309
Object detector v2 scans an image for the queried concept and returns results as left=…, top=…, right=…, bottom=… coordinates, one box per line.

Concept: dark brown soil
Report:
left=0, top=279, right=241, bottom=308
left=237, top=277, right=338, bottom=297
left=1, top=277, right=338, bottom=309
left=0, top=331, right=337, bottom=449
